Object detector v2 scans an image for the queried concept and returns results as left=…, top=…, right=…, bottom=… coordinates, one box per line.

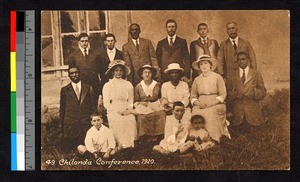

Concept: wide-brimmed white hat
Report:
left=164, top=63, right=184, bottom=74
left=192, top=55, right=218, bottom=71
left=105, top=59, right=131, bottom=76
left=137, top=64, right=157, bottom=78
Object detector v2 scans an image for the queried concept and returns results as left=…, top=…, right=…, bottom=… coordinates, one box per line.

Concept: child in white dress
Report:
left=180, top=115, right=215, bottom=153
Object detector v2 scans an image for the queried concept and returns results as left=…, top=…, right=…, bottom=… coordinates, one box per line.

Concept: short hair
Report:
left=105, top=33, right=116, bottom=41
left=90, top=114, right=102, bottom=120
left=237, top=51, right=249, bottom=58
left=68, top=65, right=80, bottom=74
left=77, top=32, right=89, bottom=41
left=166, top=19, right=177, bottom=27
left=226, top=22, right=237, bottom=28
left=197, top=23, right=208, bottom=30
left=190, top=115, right=205, bottom=124
left=173, top=101, right=184, bottom=109
left=129, top=23, right=140, bottom=31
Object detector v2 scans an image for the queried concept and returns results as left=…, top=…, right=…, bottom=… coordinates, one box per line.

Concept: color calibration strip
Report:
left=10, top=10, right=35, bottom=171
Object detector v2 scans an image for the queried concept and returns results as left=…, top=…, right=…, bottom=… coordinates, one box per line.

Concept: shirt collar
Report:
left=239, top=66, right=249, bottom=76
left=200, top=37, right=208, bottom=42
left=168, top=34, right=177, bottom=43
left=71, top=81, right=81, bottom=88
left=107, top=47, right=116, bottom=53
left=78, top=44, right=90, bottom=55
left=132, top=38, right=140, bottom=45
left=229, top=36, right=239, bottom=44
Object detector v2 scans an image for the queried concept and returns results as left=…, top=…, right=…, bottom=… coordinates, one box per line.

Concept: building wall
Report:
left=42, top=10, right=290, bottom=107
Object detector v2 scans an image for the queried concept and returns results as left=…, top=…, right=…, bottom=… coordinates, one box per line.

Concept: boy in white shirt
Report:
left=77, top=114, right=116, bottom=159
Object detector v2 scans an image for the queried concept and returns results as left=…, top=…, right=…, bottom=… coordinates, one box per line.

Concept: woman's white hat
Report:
left=105, top=59, right=131, bottom=76
left=164, top=63, right=184, bottom=74
left=192, top=54, right=218, bottom=71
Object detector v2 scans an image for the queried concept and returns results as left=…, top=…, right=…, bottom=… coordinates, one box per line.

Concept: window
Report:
left=41, top=11, right=54, bottom=68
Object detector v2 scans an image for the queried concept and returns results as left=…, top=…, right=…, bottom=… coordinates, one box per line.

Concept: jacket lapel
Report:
left=67, top=83, right=80, bottom=102
left=129, top=39, right=139, bottom=55
left=244, top=68, right=254, bottom=85
left=80, top=83, right=88, bottom=105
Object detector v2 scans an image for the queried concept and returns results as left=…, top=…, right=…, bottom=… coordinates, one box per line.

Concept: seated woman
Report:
left=190, top=55, right=230, bottom=143
left=102, top=60, right=137, bottom=150
left=161, top=63, right=191, bottom=120
left=134, top=65, right=166, bottom=142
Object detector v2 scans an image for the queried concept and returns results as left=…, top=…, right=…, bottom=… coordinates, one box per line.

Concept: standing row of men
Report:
left=68, top=19, right=257, bottom=96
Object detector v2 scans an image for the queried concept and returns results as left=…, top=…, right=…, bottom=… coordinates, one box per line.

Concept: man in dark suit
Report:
left=227, top=52, right=266, bottom=136
left=60, top=66, right=98, bottom=151
left=217, top=22, right=257, bottom=81
left=123, top=23, right=160, bottom=86
left=156, top=19, right=190, bottom=82
left=190, top=23, right=219, bottom=79
left=99, top=33, right=123, bottom=95
left=68, top=33, right=101, bottom=96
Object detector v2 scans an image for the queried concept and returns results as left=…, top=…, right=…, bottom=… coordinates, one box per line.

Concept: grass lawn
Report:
left=41, top=89, right=289, bottom=170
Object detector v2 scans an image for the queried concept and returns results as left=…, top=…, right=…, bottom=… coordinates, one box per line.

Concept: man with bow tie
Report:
left=156, top=19, right=190, bottom=82
left=227, top=52, right=266, bottom=135
left=217, top=22, right=257, bottom=82
left=190, top=23, right=219, bottom=79
left=60, top=66, right=98, bottom=151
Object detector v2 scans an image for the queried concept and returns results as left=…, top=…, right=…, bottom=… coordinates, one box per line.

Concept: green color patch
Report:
left=11, top=92, right=16, bottom=132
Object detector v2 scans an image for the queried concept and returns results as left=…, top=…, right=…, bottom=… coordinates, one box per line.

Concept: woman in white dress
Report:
left=190, top=55, right=230, bottom=142
left=160, top=63, right=191, bottom=121
left=102, top=60, right=137, bottom=150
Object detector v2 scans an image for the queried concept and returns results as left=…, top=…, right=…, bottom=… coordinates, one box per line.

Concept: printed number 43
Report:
left=45, top=160, right=55, bottom=165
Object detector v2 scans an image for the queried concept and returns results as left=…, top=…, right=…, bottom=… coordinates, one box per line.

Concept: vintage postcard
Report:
left=41, top=10, right=290, bottom=170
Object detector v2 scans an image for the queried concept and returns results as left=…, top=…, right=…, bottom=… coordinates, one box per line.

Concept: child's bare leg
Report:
left=153, top=145, right=169, bottom=155
left=179, top=141, right=194, bottom=154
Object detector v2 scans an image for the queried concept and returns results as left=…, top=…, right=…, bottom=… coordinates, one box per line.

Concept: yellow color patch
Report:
left=10, top=52, right=16, bottom=92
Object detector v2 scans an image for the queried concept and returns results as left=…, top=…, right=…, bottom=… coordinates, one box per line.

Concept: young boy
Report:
left=77, top=114, right=116, bottom=159
left=153, top=101, right=190, bottom=155
left=180, top=115, right=215, bottom=153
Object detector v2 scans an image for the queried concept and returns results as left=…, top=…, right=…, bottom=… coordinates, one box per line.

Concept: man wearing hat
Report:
left=122, top=23, right=160, bottom=86
left=227, top=52, right=266, bottom=135
left=190, top=23, right=219, bottom=80
left=68, top=33, right=101, bottom=96
left=156, top=19, right=190, bottom=82
left=217, top=22, right=256, bottom=82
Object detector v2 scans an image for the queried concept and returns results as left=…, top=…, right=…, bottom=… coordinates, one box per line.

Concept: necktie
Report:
left=136, top=40, right=139, bottom=51
left=241, top=69, right=246, bottom=84
left=233, top=40, right=237, bottom=51
left=75, top=84, right=80, bottom=99
left=203, top=39, right=206, bottom=45
left=84, top=49, right=87, bottom=57
left=203, top=39, right=209, bottom=55
left=170, top=37, right=174, bottom=46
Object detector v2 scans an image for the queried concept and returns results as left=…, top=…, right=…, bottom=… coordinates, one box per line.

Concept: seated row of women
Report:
left=102, top=55, right=231, bottom=151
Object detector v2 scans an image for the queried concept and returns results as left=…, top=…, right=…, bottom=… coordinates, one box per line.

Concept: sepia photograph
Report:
left=41, top=10, right=290, bottom=170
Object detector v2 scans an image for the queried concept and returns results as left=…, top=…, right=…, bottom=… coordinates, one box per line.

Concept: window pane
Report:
left=41, top=11, right=52, bottom=36
left=61, top=11, right=78, bottom=33
left=41, top=37, right=54, bottom=68
left=89, top=32, right=106, bottom=49
left=62, top=35, right=78, bottom=65
left=88, top=11, right=106, bottom=31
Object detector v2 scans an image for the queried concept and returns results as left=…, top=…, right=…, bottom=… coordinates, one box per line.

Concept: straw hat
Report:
left=164, top=63, right=184, bottom=74
left=192, top=55, right=218, bottom=71
left=137, top=64, right=157, bottom=78
left=105, top=59, right=131, bottom=76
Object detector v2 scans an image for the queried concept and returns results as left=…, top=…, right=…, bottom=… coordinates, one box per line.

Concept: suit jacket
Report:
left=122, top=38, right=160, bottom=86
left=60, top=82, right=98, bottom=139
left=156, top=36, right=190, bottom=81
left=217, top=38, right=256, bottom=79
left=68, top=47, right=101, bottom=94
left=190, top=38, right=218, bottom=79
left=99, top=48, right=123, bottom=95
left=227, top=68, right=266, bottom=126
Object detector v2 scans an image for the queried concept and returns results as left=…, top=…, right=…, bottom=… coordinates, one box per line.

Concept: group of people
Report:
left=59, top=19, right=267, bottom=159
